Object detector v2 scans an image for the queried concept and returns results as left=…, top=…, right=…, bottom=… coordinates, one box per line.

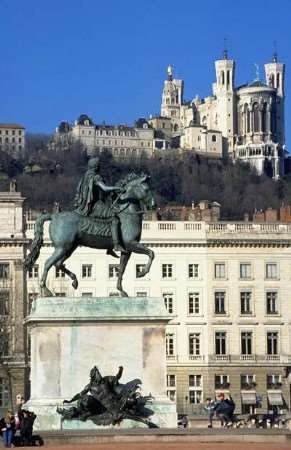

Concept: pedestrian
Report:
left=0, top=410, right=15, bottom=448
left=214, top=393, right=236, bottom=427
left=204, top=397, right=216, bottom=428
left=181, top=415, right=189, bottom=429
left=20, top=410, right=37, bottom=446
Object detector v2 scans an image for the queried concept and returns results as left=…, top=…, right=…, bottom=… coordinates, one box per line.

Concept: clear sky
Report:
left=0, top=0, right=290, bottom=145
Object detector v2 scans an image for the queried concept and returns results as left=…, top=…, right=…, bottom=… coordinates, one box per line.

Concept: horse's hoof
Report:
left=72, top=279, right=78, bottom=290
left=41, top=286, right=54, bottom=297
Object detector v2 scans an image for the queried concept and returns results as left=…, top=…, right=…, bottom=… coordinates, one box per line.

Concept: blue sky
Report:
left=0, top=0, right=290, bottom=146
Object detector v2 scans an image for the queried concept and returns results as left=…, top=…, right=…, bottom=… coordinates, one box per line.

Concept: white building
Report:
left=54, top=115, right=155, bottom=158
left=26, top=217, right=291, bottom=417
left=0, top=124, right=25, bottom=155
left=160, top=52, right=286, bottom=177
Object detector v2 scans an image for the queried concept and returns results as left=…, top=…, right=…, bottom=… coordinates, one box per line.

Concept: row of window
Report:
left=0, top=129, right=23, bottom=135
left=166, top=331, right=281, bottom=356
left=0, top=137, right=22, bottom=144
left=163, top=290, right=281, bottom=316
left=26, top=262, right=283, bottom=281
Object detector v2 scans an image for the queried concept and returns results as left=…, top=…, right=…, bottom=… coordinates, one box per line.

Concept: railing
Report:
left=240, top=355, right=256, bottom=362
left=188, top=355, right=205, bottom=361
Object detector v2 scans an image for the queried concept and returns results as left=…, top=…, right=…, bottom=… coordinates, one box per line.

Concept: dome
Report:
left=248, top=80, right=268, bottom=88
left=77, top=114, right=94, bottom=126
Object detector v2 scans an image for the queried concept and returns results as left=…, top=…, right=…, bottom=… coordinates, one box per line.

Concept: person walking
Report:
left=204, top=397, right=216, bottom=428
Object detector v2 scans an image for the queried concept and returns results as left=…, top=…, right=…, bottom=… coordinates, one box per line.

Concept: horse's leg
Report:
left=116, top=252, right=131, bottom=297
left=55, top=245, right=78, bottom=289
left=125, top=241, right=154, bottom=277
left=40, top=247, right=71, bottom=296
left=58, top=263, right=78, bottom=290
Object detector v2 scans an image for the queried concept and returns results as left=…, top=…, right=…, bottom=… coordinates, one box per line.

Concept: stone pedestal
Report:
left=25, top=297, right=177, bottom=430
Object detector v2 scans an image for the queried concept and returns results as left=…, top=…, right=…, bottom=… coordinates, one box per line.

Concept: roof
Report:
left=0, top=123, right=25, bottom=129
left=76, top=114, right=94, bottom=126
left=248, top=80, right=268, bottom=88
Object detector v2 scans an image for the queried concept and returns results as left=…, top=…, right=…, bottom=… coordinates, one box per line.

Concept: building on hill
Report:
left=54, top=114, right=156, bottom=158
left=0, top=124, right=25, bottom=156
left=252, top=204, right=291, bottom=223
left=25, top=214, right=291, bottom=419
left=158, top=51, right=286, bottom=178
left=0, top=182, right=28, bottom=415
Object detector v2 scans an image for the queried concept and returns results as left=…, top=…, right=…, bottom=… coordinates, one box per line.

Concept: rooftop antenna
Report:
left=223, top=38, right=228, bottom=60
left=273, top=40, right=278, bottom=62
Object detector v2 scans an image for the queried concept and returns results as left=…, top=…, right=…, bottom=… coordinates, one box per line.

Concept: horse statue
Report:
left=25, top=170, right=155, bottom=297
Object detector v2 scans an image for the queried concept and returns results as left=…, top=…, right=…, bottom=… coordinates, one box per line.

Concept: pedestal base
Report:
left=25, top=297, right=177, bottom=430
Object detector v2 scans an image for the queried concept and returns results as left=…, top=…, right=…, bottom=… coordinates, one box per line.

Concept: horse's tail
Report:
left=24, top=213, right=52, bottom=271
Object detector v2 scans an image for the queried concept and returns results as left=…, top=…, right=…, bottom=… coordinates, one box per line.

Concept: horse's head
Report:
left=121, top=174, right=156, bottom=210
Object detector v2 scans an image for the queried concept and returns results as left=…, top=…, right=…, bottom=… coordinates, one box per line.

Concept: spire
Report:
left=272, top=40, right=278, bottom=63
left=167, top=64, right=173, bottom=81
left=254, top=63, right=260, bottom=81
left=223, top=38, right=228, bottom=60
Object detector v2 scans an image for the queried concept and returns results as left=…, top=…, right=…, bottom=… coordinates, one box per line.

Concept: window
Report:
left=240, top=263, right=251, bottom=279
left=0, top=264, right=9, bottom=279
left=214, top=263, right=226, bottom=279
left=55, top=267, right=65, bottom=278
left=188, top=292, right=200, bottom=315
left=162, top=264, right=173, bottom=279
left=267, top=332, right=278, bottom=355
left=267, top=374, right=282, bottom=389
left=28, top=293, right=38, bottom=313
left=189, top=333, right=200, bottom=356
left=212, top=135, right=217, bottom=142
left=163, top=293, right=174, bottom=314
left=189, top=375, right=202, bottom=404
left=166, top=333, right=175, bottom=356
left=136, top=291, right=147, bottom=297
left=81, top=292, right=93, bottom=297
left=28, top=265, right=39, bottom=279
left=241, top=332, right=252, bottom=355
left=215, top=374, right=229, bottom=389
left=136, top=264, right=145, bottom=278
left=240, top=291, right=252, bottom=315
left=166, top=374, right=176, bottom=401
left=188, top=263, right=199, bottom=279
left=0, top=378, right=9, bottom=408
left=109, top=264, right=119, bottom=279
left=0, top=292, right=9, bottom=315
left=266, top=263, right=278, bottom=279
left=215, top=331, right=226, bottom=355
left=214, top=291, right=226, bottom=314
left=241, top=374, right=256, bottom=389
left=266, top=291, right=278, bottom=314
left=82, top=264, right=92, bottom=278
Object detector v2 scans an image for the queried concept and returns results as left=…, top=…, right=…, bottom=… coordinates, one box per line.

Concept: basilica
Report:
left=55, top=52, right=286, bottom=178
left=158, top=51, right=286, bottom=178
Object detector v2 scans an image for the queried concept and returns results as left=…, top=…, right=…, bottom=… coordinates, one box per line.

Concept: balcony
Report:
left=188, top=355, right=205, bottom=362
left=166, top=355, right=178, bottom=362
left=240, top=354, right=256, bottom=362
left=210, top=354, right=230, bottom=363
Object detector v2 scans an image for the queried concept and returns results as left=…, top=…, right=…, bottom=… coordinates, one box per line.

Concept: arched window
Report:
left=212, top=135, right=217, bottom=142
left=253, top=103, right=259, bottom=132
left=269, top=73, right=275, bottom=87
left=246, top=107, right=250, bottom=133
left=276, top=73, right=280, bottom=88
left=166, top=98, right=170, bottom=105
left=221, top=71, right=225, bottom=85
left=262, top=103, right=267, bottom=132
left=227, top=70, right=230, bottom=86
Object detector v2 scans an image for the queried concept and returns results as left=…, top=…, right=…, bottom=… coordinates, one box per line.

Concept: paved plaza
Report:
left=40, top=443, right=291, bottom=450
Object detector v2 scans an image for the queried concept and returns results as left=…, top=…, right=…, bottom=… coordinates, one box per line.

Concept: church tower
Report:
left=161, top=65, right=184, bottom=135
left=264, top=51, right=285, bottom=145
left=214, top=49, right=236, bottom=155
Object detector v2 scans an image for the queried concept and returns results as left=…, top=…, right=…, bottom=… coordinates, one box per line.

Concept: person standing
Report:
left=204, top=397, right=216, bottom=428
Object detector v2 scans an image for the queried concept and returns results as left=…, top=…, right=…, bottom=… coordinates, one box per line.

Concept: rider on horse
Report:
left=74, top=157, right=125, bottom=253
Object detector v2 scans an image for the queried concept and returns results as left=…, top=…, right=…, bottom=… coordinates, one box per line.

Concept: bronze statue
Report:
left=25, top=160, right=156, bottom=297
left=57, top=365, right=156, bottom=427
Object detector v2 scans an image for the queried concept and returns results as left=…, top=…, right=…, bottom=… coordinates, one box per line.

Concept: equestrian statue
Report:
left=25, top=157, right=156, bottom=297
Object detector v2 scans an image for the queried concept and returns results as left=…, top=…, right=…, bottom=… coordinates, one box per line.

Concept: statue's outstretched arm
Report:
left=95, top=180, right=122, bottom=193
left=63, top=384, right=90, bottom=404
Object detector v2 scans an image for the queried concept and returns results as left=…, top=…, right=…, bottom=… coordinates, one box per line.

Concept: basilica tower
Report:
left=214, top=50, right=236, bottom=155
left=161, top=65, right=184, bottom=135
left=264, top=52, right=285, bottom=145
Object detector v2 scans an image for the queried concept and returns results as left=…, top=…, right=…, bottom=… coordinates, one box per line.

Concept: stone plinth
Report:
left=25, top=297, right=177, bottom=430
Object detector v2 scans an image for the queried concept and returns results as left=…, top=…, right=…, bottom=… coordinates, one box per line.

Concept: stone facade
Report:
left=160, top=53, right=286, bottom=177
left=0, top=185, right=28, bottom=416
left=26, top=218, right=291, bottom=417
left=54, top=115, right=154, bottom=158
left=0, top=124, right=25, bottom=156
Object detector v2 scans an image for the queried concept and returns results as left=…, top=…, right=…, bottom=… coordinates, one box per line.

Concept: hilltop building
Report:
left=0, top=124, right=25, bottom=156
left=158, top=52, right=286, bottom=177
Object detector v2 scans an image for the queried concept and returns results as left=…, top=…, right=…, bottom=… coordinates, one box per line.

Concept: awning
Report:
left=267, top=392, right=283, bottom=406
left=241, top=392, right=257, bottom=405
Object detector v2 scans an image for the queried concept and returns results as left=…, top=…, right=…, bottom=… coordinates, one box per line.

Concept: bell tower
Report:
left=264, top=51, right=285, bottom=145
left=161, top=65, right=184, bottom=135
